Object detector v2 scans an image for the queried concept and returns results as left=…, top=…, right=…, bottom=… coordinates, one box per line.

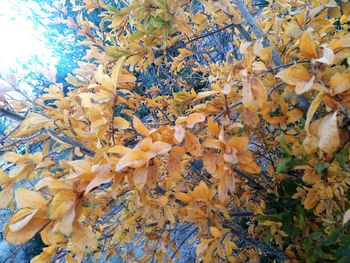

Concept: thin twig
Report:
left=233, top=0, right=283, bottom=66
left=170, top=227, right=198, bottom=259
left=184, top=23, right=235, bottom=46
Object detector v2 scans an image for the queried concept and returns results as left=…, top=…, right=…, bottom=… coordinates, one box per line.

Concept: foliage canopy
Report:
left=1, top=0, right=350, bottom=262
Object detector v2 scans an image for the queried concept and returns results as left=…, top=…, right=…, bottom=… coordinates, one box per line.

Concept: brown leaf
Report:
left=167, top=146, right=185, bottom=179
left=133, top=166, right=148, bottom=189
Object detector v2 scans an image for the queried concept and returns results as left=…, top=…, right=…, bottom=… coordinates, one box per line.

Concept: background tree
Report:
left=1, top=0, right=350, bottom=262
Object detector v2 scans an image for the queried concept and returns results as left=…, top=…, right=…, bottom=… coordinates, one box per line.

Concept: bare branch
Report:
left=233, top=0, right=283, bottom=66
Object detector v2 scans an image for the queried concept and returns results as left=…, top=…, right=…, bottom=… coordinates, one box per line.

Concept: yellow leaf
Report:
left=35, top=177, right=74, bottom=192
left=114, top=117, right=130, bottom=130
left=40, top=222, right=66, bottom=246
left=70, top=224, right=98, bottom=253
left=191, top=181, right=210, bottom=201
left=164, top=206, right=175, bottom=224
left=305, top=92, right=324, bottom=133
left=4, top=209, right=49, bottom=244
left=31, top=246, right=58, bottom=263
left=11, top=112, right=50, bottom=138
left=132, top=115, right=150, bottom=137
left=85, top=171, right=113, bottom=194
left=203, top=139, right=224, bottom=150
left=2, top=152, right=23, bottom=163
left=208, top=117, right=220, bottom=137
left=303, top=190, right=319, bottom=210
left=9, top=209, right=38, bottom=232
left=111, top=56, right=126, bottom=86
left=0, top=169, right=11, bottom=184
left=65, top=253, right=78, bottom=263
left=241, top=70, right=267, bottom=112
left=318, top=112, right=340, bottom=154
left=115, top=150, right=148, bottom=172
left=330, top=72, right=350, bottom=95
left=117, top=71, right=137, bottom=83
left=295, top=75, right=315, bottom=95
left=184, top=132, right=203, bottom=157
left=174, top=125, right=185, bottom=143
left=195, top=91, right=218, bottom=101
left=197, top=239, right=211, bottom=256
left=53, top=205, right=75, bottom=237
left=287, top=109, right=303, bottom=123
left=186, top=112, right=206, bottom=128
left=300, top=29, right=318, bottom=59
left=133, top=166, right=148, bottom=189
left=209, top=227, right=221, bottom=238
left=167, top=146, right=185, bottom=179
left=149, top=141, right=171, bottom=158
left=15, top=188, right=48, bottom=209
left=343, top=209, right=350, bottom=224
left=175, top=192, right=193, bottom=203
left=312, top=47, right=334, bottom=65
left=48, top=190, right=77, bottom=220
left=276, top=64, right=311, bottom=86
left=95, top=65, right=113, bottom=92
left=0, top=184, right=13, bottom=208
left=108, top=145, right=131, bottom=155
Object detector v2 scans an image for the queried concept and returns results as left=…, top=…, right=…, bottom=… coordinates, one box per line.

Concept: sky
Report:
left=0, top=0, right=59, bottom=75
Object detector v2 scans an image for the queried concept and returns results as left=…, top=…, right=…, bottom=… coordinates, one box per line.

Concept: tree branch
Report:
left=0, top=108, right=96, bottom=157
left=233, top=0, right=283, bottom=66
left=184, top=23, right=235, bottom=46
left=224, top=222, right=288, bottom=260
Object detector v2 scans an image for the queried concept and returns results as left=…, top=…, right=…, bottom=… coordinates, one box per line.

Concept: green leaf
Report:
left=278, top=134, right=292, bottom=156
left=129, top=31, right=146, bottom=42
left=255, top=213, right=285, bottom=222
left=281, top=179, right=298, bottom=196
left=315, top=162, right=329, bottom=174
left=323, top=228, right=341, bottom=247
left=105, top=4, right=120, bottom=15
left=276, top=156, right=293, bottom=173
left=335, top=147, right=350, bottom=172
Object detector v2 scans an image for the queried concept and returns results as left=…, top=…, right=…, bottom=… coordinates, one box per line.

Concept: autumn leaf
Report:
left=15, top=188, right=48, bottom=209
left=186, top=112, right=206, bottom=128
left=114, top=117, right=130, bottom=130
left=167, top=146, right=185, bottom=179
left=0, top=184, right=13, bottom=209
left=4, top=209, right=49, bottom=244
left=300, top=29, right=318, bottom=59
left=184, top=132, right=203, bottom=157
left=115, top=150, right=149, bottom=172
left=48, top=190, right=77, bottom=220
left=343, top=209, right=350, bottom=224
left=317, top=112, right=340, bottom=154
left=241, top=70, right=267, bottom=112
left=70, top=224, right=98, bottom=253
left=210, top=227, right=222, bottom=238
left=132, top=115, right=150, bottom=137
left=53, top=205, right=76, bottom=237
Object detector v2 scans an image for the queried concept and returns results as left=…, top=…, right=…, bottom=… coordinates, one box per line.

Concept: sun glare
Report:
left=0, top=0, right=58, bottom=74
